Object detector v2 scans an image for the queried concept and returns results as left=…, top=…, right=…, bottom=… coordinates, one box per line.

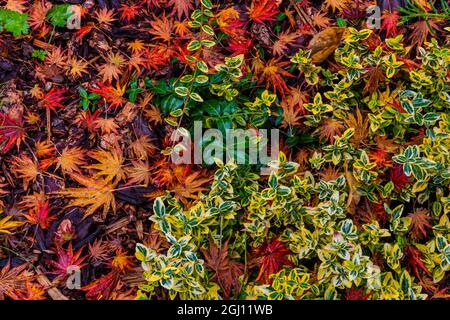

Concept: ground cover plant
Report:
left=0, top=0, right=449, bottom=300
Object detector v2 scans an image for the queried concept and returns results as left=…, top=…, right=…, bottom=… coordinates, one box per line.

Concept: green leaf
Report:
left=187, top=40, right=201, bottom=51
left=195, top=75, right=209, bottom=84
left=153, top=198, right=166, bottom=218
left=200, top=0, right=213, bottom=9
left=175, top=86, right=189, bottom=97
left=46, top=4, right=73, bottom=27
left=201, top=24, right=215, bottom=36
left=197, top=61, right=209, bottom=73
left=190, top=92, right=203, bottom=102
left=0, top=9, right=29, bottom=37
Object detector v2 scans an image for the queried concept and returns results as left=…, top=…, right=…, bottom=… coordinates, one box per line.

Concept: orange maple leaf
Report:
left=55, top=173, right=117, bottom=218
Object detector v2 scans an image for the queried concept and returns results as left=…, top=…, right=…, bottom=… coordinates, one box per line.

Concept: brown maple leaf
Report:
left=201, top=240, right=244, bottom=299
left=408, top=19, right=441, bottom=49
left=272, top=30, right=300, bottom=56
left=315, top=118, right=344, bottom=143
left=408, top=209, right=433, bottom=240
left=0, top=262, right=28, bottom=299
left=343, top=108, right=369, bottom=147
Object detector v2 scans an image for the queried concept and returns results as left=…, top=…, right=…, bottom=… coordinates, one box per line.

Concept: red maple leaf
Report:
left=390, top=165, right=412, bottom=191
left=118, top=4, right=140, bottom=23
left=404, top=245, right=431, bottom=280
left=0, top=111, right=26, bottom=153
left=81, top=271, right=119, bottom=300
left=408, top=209, right=432, bottom=240
left=369, top=147, right=392, bottom=168
left=41, top=87, right=67, bottom=111
left=201, top=240, right=244, bottom=299
left=49, top=243, right=87, bottom=281
left=255, top=238, right=292, bottom=284
left=74, top=25, right=94, bottom=43
left=381, top=10, right=400, bottom=38
left=344, top=287, right=370, bottom=300
left=90, top=82, right=125, bottom=110
left=248, top=0, right=279, bottom=24
left=23, top=200, right=55, bottom=229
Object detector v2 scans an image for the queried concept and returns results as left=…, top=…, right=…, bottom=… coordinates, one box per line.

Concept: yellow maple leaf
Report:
left=55, top=173, right=116, bottom=218
left=11, top=155, right=40, bottom=191
left=56, top=147, right=86, bottom=175
left=85, top=149, right=126, bottom=184
left=0, top=215, right=24, bottom=235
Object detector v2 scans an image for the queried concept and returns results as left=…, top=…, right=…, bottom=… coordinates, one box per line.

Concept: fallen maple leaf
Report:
left=41, top=87, right=67, bottom=111
left=255, top=238, right=292, bottom=284
left=0, top=261, right=28, bottom=299
left=248, top=0, right=279, bottom=24
left=54, top=172, right=116, bottom=218
left=0, top=215, right=24, bottom=235
left=408, top=209, right=432, bottom=240
left=23, top=200, right=55, bottom=229
left=201, top=240, right=244, bottom=299
left=81, top=271, right=119, bottom=300
left=49, top=243, right=87, bottom=281
left=85, top=149, right=126, bottom=184
left=167, top=0, right=193, bottom=20
left=11, top=155, right=40, bottom=191
left=56, top=146, right=86, bottom=175
left=0, top=111, right=26, bottom=154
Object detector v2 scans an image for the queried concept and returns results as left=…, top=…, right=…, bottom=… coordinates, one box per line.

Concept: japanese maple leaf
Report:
left=56, top=146, right=86, bottom=175
left=82, top=271, right=119, bottom=300
left=98, top=53, right=126, bottom=83
left=272, top=30, right=300, bottom=56
left=28, top=0, right=52, bottom=31
left=111, top=249, right=134, bottom=273
left=363, top=65, right=385, bottom=95
left=74, top=109, right=102, bottom=132
left=252, top=57, right=292, bottom=96
left=23, top=200, right=55, bottom=229
left=369, top=148, right=392, bottom=168
left=85, top=149, right=126, bottom=184
left=248, top=0, right=279, bottom=24
left=0, top=262, right=28, bottom=299
left=201, top=240, right=244, bottom=299
left=11, top=155, right=40, bottom=191
left=408, top=209, right=432, bottom=240
left=344, top=287, right=370, bottom=300
left=41, top=87, right=67, bottom=112
left=0, top=111, right=26, bottom=153
left=149, top=14, right=174, bottom=42
left=343, top=108, right=369, bottom=147
left=255, top=238, right=292, bottom=284
left=381, top=10, right=400, bottom=38
left=322, top=0, right=350, bottom=13
left=170, top=166, right=212, bottom=203
left=390, top=165, right=412, bottom=191
left=49, top=243, right=87, bottom=281
left=404, top=245, right=431, bottom=280
left=167, top=0, right=193, bottom=20
left=118, top=4, right=140, bottom=23
left=0, top=215, right=24, bottom=235
left=90, top=82, right=125, bottom=110
left=408, top=19, right=441, bottom=48
left=54, top=172, right=116, bottom=218
left=74, top=25, right=94, bottom=43
left=279, top=102, right=303, bottom=128
left=228, top=36, right=253, bottom=55
left=314, top=118, right=344, bottom=143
